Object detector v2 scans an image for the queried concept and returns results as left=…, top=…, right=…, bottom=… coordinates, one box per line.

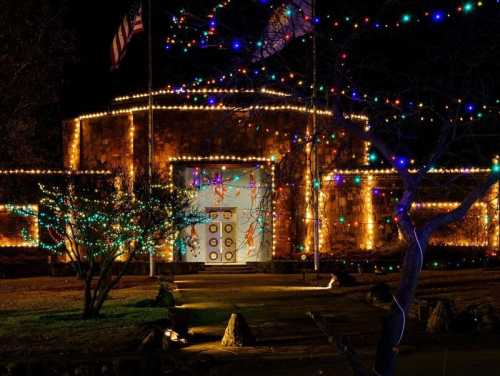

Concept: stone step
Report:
left=199, top=265, right=258, bottom=274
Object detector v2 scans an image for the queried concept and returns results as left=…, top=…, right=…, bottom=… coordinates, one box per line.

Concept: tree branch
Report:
left=424, top=173, right=499, bottom=236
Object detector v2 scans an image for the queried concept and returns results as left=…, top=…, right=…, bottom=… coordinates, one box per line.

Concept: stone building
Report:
left=0, top=88, right=498, bottom=272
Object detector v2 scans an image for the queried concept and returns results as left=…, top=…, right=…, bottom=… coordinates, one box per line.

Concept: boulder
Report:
left=154, top=282, right=175, bottom=308
left=221, top=313, right=255, bottom=347
left=426, top=301, right=452, bottom=334
left=366, top=283, right=392, bottom=304
left=327, top=272, right=356, bottom=288
left=413, top=299, right=431, bottom=322
left=451, top=310, right=477, bottom=333
left=467, top=303, right=499, bottom=333
left=374, top=266, right=387, bottom=275
left=4, top=362, right=22, bottom=376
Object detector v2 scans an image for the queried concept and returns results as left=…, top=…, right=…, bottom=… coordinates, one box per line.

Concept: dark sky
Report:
left=64, top=0, right=500, bottom=116
left=64, top=0, right=265, bottom=116
left=56, top=0, right=499, bottom=166
left=2, top=0, right=498, bottom=168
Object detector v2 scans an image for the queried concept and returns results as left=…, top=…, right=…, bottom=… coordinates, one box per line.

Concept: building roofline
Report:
left=0, top=169, right=112, bottom=175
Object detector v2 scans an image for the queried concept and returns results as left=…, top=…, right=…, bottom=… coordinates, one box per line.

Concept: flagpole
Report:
left=311, top=0, right=320, bottom=272
left=147, top=0, right=155, bottom=278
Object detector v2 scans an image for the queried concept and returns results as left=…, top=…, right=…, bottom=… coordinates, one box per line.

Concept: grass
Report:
left=2, top=270, right=500, bottom=374
left=0, top=276, right=167, bottom=359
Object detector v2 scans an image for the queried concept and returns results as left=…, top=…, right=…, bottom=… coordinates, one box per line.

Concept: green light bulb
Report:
left=401, top=14, right=411, bottom=23
left=463, top=2, right=474, bottom=13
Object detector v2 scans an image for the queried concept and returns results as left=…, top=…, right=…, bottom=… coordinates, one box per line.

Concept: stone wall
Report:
left=62, top=105, right=500, bottom=260
left=320, top=173, right=499, bottom=254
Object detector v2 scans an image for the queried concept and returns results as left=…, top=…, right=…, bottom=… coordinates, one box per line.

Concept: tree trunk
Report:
left=373, top=235, right=427, bottom=375
left=82, top=277, right=94, bottom=319
left=82, top=254, right=135, bottom=319
left=92, top=288, right=110, bottom=317
left=82, top=286, right=109, bottom=319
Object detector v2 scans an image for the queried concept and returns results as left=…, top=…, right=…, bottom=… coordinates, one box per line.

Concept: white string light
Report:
left=113, top=87, right=291, bottom=102
left=0, top=169, right=111, bottom=175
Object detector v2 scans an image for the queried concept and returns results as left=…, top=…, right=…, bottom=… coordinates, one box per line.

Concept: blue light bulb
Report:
left=397, top=157, right=408, bottom=168
left=432, top=11, right=445, bottom=23
left=231, top=39, right=241, bottom=51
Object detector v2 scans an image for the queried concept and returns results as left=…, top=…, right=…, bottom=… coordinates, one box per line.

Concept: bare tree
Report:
left=0, top=0, right=76, bottom=167
left=327, top=97, right=499, bottom=374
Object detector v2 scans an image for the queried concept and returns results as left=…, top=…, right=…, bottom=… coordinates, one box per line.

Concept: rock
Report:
left=451, top=310, right=477, bottom=333
left=449, top=302, right=497, bottom=334
left=4, top=362, right=22, bottom=376
left=154, top=282, right=175, bottom=308
left=100, top=364, right=113, bottom=376
left=221, top=313, right=255, bottom=347
left=413, top=299, right=431, bottom=322
left=426, top=301, right=452, bottom=334
left=366, top=283, right=392, bottom=304
left=74, top=366, right=91, bottom=376
left=467, top=303, right=499, bottom=333
left=327, top=272, right=356, bottom=288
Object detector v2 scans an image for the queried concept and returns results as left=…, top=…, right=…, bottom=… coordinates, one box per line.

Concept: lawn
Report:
left=0, top=276, right=165, bottom=359
left=1, top=270, right=500, bottom=375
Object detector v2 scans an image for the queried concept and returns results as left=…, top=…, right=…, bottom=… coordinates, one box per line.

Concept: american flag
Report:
left=111, top=1, right=144, bottom=70
left=253, top=0, right=312, bottom=62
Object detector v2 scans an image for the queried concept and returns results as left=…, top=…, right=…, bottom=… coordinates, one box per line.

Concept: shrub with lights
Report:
left=10, top=178, right=207, bottom=319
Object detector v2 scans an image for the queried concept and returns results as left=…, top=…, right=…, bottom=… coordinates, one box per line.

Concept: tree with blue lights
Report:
left=11, top=178, right=206, bottom=319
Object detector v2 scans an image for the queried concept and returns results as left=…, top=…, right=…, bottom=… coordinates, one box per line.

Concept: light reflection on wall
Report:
left=0, top=205, right=39, bottom=248
left=411, top=202, right=489, bottom=247
left=361, top=175, right=375, bottom=250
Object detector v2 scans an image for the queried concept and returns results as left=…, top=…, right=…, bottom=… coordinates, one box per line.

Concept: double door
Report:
left=206, top=208, right=237, bottom=263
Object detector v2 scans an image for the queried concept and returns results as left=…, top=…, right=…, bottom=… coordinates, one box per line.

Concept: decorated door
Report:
left=206, top=208, right=237, bottom=263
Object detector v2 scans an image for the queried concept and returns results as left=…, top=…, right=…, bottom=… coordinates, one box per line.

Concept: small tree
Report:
left=11, top=180, right=206, bottom=319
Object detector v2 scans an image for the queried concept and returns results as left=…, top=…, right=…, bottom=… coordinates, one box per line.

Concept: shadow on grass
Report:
left=189, top=332, right=222, bottom=344
left=31, top=302, right=168, bottom=326
left=256, top=334, right=327, bottom=346
left=184, top=307, right=233, bottom=326
left=0, top=310, right=27, bottom=319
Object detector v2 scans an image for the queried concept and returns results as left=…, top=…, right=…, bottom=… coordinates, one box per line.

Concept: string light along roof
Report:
left=169, top=155, right=274, bottom=163
left=324, top=167, right=492, bottom=179
left=113, top=87, right=291, bottom=102
left=0, top=169, right=112, bottom=175
left=78, top=87, right=372, bottom=122
left=77, top=104, right=338, bottom=120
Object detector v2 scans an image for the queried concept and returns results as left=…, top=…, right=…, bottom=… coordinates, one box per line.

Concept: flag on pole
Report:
left=253, top=0, right=313, bottom=62
left=111, top=1, right=144, bottom=70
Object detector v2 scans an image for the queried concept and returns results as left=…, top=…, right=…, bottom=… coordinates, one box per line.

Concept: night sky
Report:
left=3, top=0, right=499, bottom=166
left=64, top=0, right=265, bottom=115
left=65, top=1, right=500, bottom=110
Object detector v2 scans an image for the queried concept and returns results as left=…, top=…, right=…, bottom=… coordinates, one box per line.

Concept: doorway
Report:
left=206, top=208, right=237, bottom=263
